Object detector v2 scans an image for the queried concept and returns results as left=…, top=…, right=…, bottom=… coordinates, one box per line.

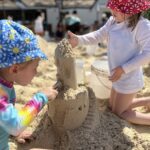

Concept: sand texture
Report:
left=9, top=39, right=150, bottom=150
left=55, top=39, right=77, bottom=89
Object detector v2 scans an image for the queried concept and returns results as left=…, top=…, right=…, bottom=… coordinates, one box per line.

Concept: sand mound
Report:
left=10, top=41, right=150, bottom=150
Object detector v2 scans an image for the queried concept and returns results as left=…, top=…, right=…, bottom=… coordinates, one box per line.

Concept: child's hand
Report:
left=42, top=87, right=58, bottom=101
left=16, top=130, right=34, bottom=144
left=67, top=31, right=78, bottom=48
left=109, top=66, right=125, bottom=82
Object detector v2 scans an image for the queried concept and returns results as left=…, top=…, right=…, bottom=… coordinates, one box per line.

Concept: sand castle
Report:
left=13, top=37, right=150, bottom=150
left=47, top=39, right=99, bottom=149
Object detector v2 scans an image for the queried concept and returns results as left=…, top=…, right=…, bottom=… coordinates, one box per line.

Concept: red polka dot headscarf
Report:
left=107, top=0, right=150, bottom=14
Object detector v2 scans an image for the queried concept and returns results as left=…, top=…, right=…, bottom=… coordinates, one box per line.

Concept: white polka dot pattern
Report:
left=107, top=0, right=150, bottom=14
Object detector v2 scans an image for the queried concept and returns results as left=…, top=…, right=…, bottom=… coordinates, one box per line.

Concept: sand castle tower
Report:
left=47, top=39, right=99, bottom=150
left=48, top=39, right=89, bottom=130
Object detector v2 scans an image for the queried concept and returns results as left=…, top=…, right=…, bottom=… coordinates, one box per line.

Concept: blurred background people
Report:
left=55, top=22, right=65, bottom=41
left=91, top=20, right=100, bottom=31
left=34, top=11, right=45, bottom=36
left=63, top=10, right=81, bottom=34
left=7, top=15, right=13, bottom=21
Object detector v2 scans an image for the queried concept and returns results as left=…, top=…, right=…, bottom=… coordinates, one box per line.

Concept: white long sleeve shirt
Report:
left=78, top=16, right=150, bottom=94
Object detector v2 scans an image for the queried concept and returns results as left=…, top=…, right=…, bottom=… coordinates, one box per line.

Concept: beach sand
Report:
left=9, top=39, right=150, bottom=150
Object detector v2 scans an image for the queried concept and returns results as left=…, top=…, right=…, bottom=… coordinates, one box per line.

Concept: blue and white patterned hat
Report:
left=0, top=20, right=47, bottom=68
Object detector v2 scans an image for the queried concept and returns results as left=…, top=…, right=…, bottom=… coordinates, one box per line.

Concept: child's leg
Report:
left=129, top=96, right=150, bottom=109
left=108, top=88, right=117, bottom=110
left=113, top=92, right=136, bottom=116
left=121, top=110, right=150, bottom=125
left=114, top=92, right=150, bottom=125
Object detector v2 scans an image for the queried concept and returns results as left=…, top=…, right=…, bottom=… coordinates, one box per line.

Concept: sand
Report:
left=9, top=39, right=150, bottom=150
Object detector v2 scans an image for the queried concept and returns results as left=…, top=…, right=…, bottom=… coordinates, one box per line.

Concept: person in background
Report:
left=71, top=10, right=81, bottom=34
left=55, top=22, right=65, bottom=41
left=91, top=20, right=100, bottom=31
left=63, top=11, right=71, bottom=31
left=63, top=10, right=81, bottom=34
left=34, top=11, right=45, bottom=36
left=7, top=15, right=13, bottom=21
left=100, top=12, right=109, bottom=27
left=67, top=0, right=150, bottom=125
left=0, top=20, right=58, bottom=150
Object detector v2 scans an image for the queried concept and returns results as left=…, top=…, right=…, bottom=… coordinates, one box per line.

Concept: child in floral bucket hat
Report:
left=0, top=20, right=47, bottom=68
left=67, top=0, right=150, bottom=125
left=0, top=20, right=58, bottom=150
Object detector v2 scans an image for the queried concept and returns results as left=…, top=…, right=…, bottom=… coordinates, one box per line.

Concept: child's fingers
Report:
left=109, top=73, right=121, bottom=82
left=16, top=138, right=26, bottom=144
left=68, top=31, right=77, bottom=41
left=51, top=90, right=58, bottom=98
left=67, top=31, right=78, bottom=48
left=16, top=135, right=34, bottom=144
left=110, top=76, right=119, bottom=82
left=49, top=90, right=58, bottom=100
left=109, top=67, right=124, bottom=82
left=67, top=30, right=74, bottom=39
left=16, top=130, right=35, bottom=144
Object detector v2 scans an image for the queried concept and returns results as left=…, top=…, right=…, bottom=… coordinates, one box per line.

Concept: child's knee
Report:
left=114, top=107, right=125, bottom=117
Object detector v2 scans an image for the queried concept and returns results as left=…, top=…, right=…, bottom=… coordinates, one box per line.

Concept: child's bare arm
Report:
left=0, top=88, right=57, bottom=137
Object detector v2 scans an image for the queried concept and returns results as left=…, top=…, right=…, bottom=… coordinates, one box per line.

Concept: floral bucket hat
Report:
left=107, top=0, right=150, bottom=14
left=0, top=20, right=47, bottom=68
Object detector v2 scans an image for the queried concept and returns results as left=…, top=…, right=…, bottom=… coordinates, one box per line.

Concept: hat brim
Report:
left=36, top=35, right=49, bottom=55
left=0, top=48, right=47, bottom=68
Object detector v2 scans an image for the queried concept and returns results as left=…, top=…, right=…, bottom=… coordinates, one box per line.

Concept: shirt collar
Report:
left=0, top=77, right=13, bottom=88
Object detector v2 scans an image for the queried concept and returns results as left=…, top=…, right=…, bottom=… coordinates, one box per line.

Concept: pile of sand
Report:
left=9, top=41, right=150, bottom=150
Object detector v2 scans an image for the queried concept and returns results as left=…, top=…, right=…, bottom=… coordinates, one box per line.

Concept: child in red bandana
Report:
left=68, top=0, right=150, bottom=125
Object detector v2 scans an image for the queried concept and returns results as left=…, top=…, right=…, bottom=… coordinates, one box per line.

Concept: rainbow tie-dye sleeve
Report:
left=0, top=92, right=48, bottom=136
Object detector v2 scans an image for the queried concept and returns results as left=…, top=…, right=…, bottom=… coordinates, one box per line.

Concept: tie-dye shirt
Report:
left=0, top=78, right=48, bottom=150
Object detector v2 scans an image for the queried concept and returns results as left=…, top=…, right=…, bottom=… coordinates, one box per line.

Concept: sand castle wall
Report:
left=48, top=87, right=89, bottom=130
